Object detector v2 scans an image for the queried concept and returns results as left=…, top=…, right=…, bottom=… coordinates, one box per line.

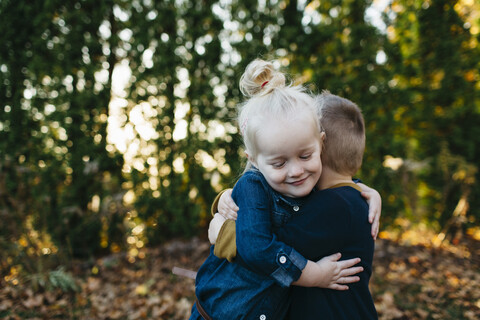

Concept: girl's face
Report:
left=250, top=115, right=322, bottom=198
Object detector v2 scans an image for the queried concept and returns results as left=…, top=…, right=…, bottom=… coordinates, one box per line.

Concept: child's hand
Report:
left=293, top=253, right=362, bottom=290
left=357, top=182, right=382, bottom=240
left=314, top=253, right=363, bottom=290
left=218, top=189, right=239, bottom=220
left=208, top=213, right=227, bottom=244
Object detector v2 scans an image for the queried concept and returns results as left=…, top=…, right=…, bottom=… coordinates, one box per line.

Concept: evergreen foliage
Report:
left=0, top=0, right=478, bottom=279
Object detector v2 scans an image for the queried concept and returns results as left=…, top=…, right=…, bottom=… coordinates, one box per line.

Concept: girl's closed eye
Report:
left=300, top=153, right=312, bottom=160
left=272, top=161, right=286, bottom=168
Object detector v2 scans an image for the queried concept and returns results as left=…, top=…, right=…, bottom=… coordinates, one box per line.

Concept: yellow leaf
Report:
left=135, top=284, right=148, bottom=296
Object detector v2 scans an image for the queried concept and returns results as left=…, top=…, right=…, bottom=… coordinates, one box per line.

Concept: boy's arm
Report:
left=212, top=188, right=238, bottom=220
left=210, top=189, right=228, bottom=217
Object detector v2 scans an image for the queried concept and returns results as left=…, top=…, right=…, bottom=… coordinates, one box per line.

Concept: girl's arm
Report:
left=215, top=183, right=382, bottom=240
left=227, top=174, right=362, bottom=289
left=233, top=175, right=303, bottom=287
left=209, top=211, right=362, bottom=288
left=357, top=182, right=382, bottom=240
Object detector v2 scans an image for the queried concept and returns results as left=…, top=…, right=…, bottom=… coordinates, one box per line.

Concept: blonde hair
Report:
left=237, top=59, right=321, bottom=169
left=316, top=91, right=365, bottom=176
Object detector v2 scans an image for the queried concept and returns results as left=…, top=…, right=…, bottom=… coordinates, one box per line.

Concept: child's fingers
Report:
left=227, top=203, right=239, bottom=216
left=226, top=197, right=239, bottom=212
left=371, top=215, right=380, bottom=240
left=229, top=202, right=239, bottom=212
left=224, top=199, right=238, bottom=219
left=338, top=275, right=360, bottom=284
left=366, top=196, right=375, bottom=222
left=218, top=189, right=238, bottom=220
left=368, top=212, right=375, bottom=224
left=368, top=202, right=381, bottom=224
left=361, top=190, right=371, bottom=200
left=358, top=183, right=372, bottom=198
left=223, top=210, right=237, bottom=220
left=219, top=211, right=231, bottom=220
left=328, top=283, right=350, bottom=291
left=321, top=252, right=342, bottom=263
left=340, top=266, right=363, bottom=278
left=218, top=205, right=235, bottom=219
left=364, top=190, right=381, bottom=224
left=330, top=275, right=361, bottom=290
left=337, top=257, right=361, bottom=269
left=368, top=200, right=381, bottom=239
left=363, top=191, right=377, bottom=222
left=363, top=192, right=376, bottom=223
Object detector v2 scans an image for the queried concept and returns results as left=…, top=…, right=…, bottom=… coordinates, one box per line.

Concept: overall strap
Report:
left=195, top=298, right=213, bottom=320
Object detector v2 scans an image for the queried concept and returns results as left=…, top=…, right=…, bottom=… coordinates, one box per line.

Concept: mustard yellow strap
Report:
left=213, top=219, right=237, bottom=262
left=328, top=182, right=362, bottom=192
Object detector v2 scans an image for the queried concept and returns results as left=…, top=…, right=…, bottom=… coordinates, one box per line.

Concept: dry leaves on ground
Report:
left=1, top=233, right=479, bottom=319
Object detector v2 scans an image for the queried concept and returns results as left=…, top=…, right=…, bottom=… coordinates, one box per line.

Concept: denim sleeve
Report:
left=232, top=174, right=307, bottom=288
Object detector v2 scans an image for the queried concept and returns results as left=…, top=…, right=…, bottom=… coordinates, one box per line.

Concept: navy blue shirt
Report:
left=277, top=185, right=378, bottom=320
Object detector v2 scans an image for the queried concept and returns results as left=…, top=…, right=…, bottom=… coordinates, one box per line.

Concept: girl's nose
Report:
left=288, top=162, right=304, bottom=177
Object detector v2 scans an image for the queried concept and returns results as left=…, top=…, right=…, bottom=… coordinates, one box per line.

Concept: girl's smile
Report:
left=289, top=177, right=309, bottom=186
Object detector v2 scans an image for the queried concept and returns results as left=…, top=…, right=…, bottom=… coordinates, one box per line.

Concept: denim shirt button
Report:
left=293, top=205, right=299, bottom=212
left=259, top=315, right=266, bottom=320
left=279, top=255, right=287, bottom=264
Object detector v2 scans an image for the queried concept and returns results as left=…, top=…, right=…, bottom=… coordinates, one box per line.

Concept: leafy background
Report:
left=0, top=0, right=479, bottom=319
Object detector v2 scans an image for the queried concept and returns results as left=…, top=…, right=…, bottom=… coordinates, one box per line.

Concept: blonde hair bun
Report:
left=239, top=59, right=286, bottom=98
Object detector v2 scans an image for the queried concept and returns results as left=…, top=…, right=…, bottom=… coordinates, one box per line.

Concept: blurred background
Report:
left=1, top=0, right=479, bottom=319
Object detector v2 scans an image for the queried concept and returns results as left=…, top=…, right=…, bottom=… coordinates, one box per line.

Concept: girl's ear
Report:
left=320, top=131, right=326, bottom=142
left=245, top=151, right=257, bottom=167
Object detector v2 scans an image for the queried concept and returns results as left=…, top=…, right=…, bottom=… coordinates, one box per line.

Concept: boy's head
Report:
left=316, top=90, right=365, bottom=176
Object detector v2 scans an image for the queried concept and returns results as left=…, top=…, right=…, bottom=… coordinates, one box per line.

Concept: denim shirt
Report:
left=193, top=169, right=308, bottom=320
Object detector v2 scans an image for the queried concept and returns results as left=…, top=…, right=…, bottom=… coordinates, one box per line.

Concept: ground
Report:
left=1, top=231, right=479, bottom=319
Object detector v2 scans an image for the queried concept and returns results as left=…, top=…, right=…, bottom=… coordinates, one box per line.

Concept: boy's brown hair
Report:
left=316, top=90, right=365, bottom=176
